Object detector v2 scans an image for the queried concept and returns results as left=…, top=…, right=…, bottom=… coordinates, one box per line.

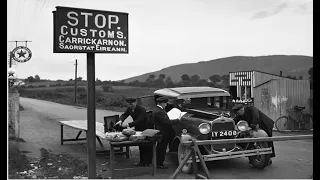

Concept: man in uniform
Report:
left=232, top=104, right=275, bottom=164
left=116, top=97, right=153, bottom=166
left=152, top=96, right=180, bottom=169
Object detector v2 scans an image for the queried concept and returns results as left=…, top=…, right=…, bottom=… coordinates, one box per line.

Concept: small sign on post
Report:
left=53, top=6, right=128, bottom=179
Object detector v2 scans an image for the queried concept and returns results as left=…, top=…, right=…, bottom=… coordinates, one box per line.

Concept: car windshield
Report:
left=182, top=96, right=230, bottom=109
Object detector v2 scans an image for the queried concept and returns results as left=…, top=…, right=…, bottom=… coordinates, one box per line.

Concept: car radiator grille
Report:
left=211, top=121, right=236, bottom=152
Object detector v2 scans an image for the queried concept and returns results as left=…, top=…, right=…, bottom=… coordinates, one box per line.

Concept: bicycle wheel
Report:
left=300, top=114, right=313, bottom=131
left=275, top=116, right=294, bottom=133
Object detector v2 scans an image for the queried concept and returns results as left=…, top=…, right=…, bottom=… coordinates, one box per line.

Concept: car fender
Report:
left=169, top=133, right=197, bottom=152
left=252, top=128, right=268, bottom=138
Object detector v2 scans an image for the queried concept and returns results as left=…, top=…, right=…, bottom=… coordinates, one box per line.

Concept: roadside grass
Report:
left=36, top=148, right=88, bottom=179
left=19, top=103, right=24, bottom=111
left=8, top=141, right=32, bottom=179
left=25, top=81, right=87, bottom=87
left=18, top=85, right=158, bottom=112
left=9, top=141, right=92, bottom=179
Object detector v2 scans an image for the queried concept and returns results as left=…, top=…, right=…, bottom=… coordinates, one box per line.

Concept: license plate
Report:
left=212, top=130, right=237, bottom=137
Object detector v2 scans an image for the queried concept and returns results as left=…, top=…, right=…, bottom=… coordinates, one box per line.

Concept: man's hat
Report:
left=156, top=96, right=168, bottom=103
left=232, top=104, right=244, bottom=112
left=125, top=97, right=137, bottom=103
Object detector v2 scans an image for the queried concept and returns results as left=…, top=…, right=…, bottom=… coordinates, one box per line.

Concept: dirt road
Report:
left=18, top=97, right=313, bottom=179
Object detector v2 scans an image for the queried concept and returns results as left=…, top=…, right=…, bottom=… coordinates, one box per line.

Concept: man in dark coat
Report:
left=232, top=104, right=275, bottom=164
left=152, top=96, right=180, bottom=169
left=116, top=97, right=153, bottom=166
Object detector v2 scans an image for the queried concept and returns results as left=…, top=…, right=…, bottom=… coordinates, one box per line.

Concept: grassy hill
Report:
left=123, top=55, right=313, bottom=83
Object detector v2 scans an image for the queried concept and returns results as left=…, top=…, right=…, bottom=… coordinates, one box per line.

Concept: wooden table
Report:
left=59, top=120, right=126, bottom=155
left=109, top=139, right=157, bottom=179
left=59, top=120, right=159, bottom=178
left=59, top=120, right=107, bottom=146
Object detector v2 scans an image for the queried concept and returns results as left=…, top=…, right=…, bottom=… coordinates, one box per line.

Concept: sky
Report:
left=7, top=0, right=313, bottom=81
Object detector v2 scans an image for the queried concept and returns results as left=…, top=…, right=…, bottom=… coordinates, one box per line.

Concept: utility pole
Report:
left=8, top=51, right=12, bottom=68
left=74, top=59, right=78, bottom=103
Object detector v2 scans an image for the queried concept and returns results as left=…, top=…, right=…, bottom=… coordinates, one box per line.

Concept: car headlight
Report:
left=198, top=123, right=211, bottom=134
left=237, top=120, right=249, bottom=131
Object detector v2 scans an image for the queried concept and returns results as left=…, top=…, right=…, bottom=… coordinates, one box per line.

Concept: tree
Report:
left=181, top=74, right=191, bottom=81
left=158, top=74, right=166, bottom=80
left=209, top=75, right=221, bottom=84
left=96, top=78, right=102, bottom=85
left=221, top=75, right=230, bottom=88
left=146, top=74, right=156, bottom=84
left=165, top=76, right=174, bottom=88
left=165, top=76, right=172, bottom=84
left=181, top=80, right=192, bottom=87
left=196, top=79, right=208, bottom=86
left=308, top=67, right=313, bottom=80
left=308, top=67, right=313, bottom=89
left=154, top=79, right=165, bottom=87
left=77, top=77, right=83, bottom=81
left=26, top=76, right=35, bottom=83
left=298, top=76, right=303, bottom=80
left=166, top=81, right=175, bottom=88
left=34, top=75, right=40, bottom=81
left=221, top=75, right=229, bottom=81
left=132, top=80, right=140, bottom=86
left=191, top=75, right=200, bottom=85
left=153, top=74, right=166, bottom=87
left=287, top=76, right=297, bottom=80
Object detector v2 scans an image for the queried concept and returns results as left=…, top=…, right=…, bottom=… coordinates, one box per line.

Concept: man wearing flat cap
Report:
left=152, top=96, right=180, bottom=169
left=232, top=104, right=275, bottom=164
left=116, top=97, right=153, bottom=166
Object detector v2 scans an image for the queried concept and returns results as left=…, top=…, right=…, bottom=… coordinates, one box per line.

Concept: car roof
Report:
left=154, top=86, right=230, bottom=99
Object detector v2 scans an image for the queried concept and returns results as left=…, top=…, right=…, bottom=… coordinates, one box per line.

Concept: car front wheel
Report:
left=177, top=142, right=193, bottom=174
left=248, top=142, right=271, bottom=169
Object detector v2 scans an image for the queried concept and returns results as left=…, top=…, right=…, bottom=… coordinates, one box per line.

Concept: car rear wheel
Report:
left=248, top=142, right=271, bottom=169
left=177, top=142, right=193, bottom=174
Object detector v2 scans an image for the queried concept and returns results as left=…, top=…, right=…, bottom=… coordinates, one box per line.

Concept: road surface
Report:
left=18, top=97, right=313, bottom=179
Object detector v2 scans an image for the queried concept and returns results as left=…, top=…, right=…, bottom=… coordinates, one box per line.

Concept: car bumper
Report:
left=186, top=147, right=272, bottom=163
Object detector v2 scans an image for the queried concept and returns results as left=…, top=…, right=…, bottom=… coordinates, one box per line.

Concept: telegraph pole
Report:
left=8, top=51, right=12, bottom=68
left=74, top=59, right=78, bottom=103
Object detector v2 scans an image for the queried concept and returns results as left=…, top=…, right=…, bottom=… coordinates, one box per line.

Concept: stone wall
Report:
left=9, top=92, right=20, bottom=138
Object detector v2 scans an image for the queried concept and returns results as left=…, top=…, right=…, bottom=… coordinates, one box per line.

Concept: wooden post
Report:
left=170, top=140, right=212, bottom=179
left=193, top=142, right=211, bottom=179
left=110, top=144, right=115, bottom=178
left=152, top=142, right=157, bottom=175
left=191, top=147, right=198, bottom=179
left=126, top=146, right=130, bottom=159
left=60, top=125, right=63, bottom=145
left=170, top=150, right=193, bottom=179
left=9, top=51, right=12, bottom=68
left=87, top=53, right=96, bottom=179
left=74, top=59, right=78, bottom=103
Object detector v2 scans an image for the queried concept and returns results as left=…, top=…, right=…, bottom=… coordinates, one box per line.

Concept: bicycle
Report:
left=275, top=105, right=313, bottom=133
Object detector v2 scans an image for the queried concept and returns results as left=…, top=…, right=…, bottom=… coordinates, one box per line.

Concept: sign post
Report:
left=86, top=53, right=96, bottom=178
left=53, top=6, right=128, bottom=178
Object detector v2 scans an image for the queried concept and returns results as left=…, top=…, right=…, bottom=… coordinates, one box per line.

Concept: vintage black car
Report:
left=137, top=86, right=272, bottom=173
